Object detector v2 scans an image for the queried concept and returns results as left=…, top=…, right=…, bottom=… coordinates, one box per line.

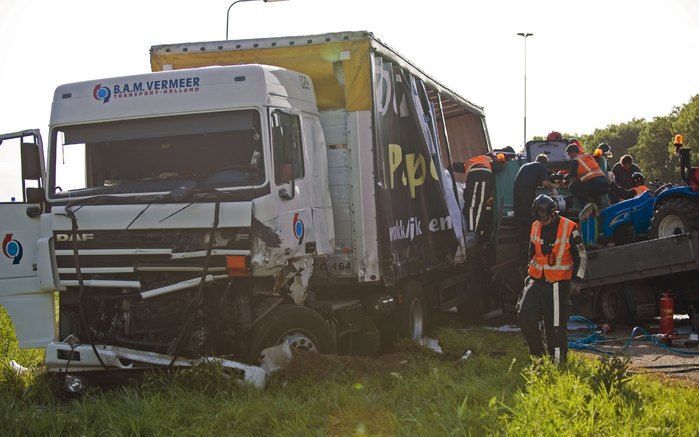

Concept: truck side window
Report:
left=271, top=110, right=304, bottom=184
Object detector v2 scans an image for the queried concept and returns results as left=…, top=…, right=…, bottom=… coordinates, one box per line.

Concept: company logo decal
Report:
left=92, top=77, right=201, bottom=104
left=2, top=234, right=23, bottom=265
left=292, top=213, right=305, bottom=245
left=93, top=84, right=111, bottom=103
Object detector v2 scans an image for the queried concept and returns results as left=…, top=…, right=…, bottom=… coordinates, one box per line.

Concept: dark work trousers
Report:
left=513, top=185, right=536, bottom=244
left=569, top=176, right=609, bottom=205
left=517, top=278, right=572, bottom=363
left=463, top=167, right=493, bottom=238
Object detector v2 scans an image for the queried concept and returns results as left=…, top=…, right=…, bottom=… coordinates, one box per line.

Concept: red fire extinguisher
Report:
left=659, top=291, right=674, bottom=344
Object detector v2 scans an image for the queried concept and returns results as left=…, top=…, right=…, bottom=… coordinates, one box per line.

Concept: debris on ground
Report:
left=277, top=350, right=414, bottom=382
left=9, top=360, right=29, bottom=374
left=484, top=324, right=521, bottom=333
left=260, top=342, right=294, bottom=373
left=417, top=337, right=443, bottom=353
left=460, top=350, right=473, bottom=361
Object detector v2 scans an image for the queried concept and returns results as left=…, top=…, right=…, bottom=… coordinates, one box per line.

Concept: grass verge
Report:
left=1, top=307, right=698, bottom=436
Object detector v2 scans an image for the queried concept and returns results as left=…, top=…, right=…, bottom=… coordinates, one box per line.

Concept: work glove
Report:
left=570, top=279, right=582, bottom=296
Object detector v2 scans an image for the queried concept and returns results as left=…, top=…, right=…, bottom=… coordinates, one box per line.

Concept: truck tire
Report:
left=247, top=304, right=336, bottom=363
left=396, top=281, right=428, bottom=340
left=651, top=197, right=699, bottom=238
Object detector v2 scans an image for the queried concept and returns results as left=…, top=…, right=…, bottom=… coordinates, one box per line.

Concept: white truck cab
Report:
left=0, top=65, right=334, bottom=368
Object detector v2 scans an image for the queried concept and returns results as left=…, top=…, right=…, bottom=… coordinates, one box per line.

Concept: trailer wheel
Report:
left=597, top=286, right=631, bottom=323
left=247, top=304, right=336, bottom=363
left=397, top=281, right=428, bottom=340
left=651, top=197, right=699, bottom=238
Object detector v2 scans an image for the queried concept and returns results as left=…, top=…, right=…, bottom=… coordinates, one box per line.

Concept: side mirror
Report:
left=21, top=142, right=42, bottom=180
left=26, top=187, right=46, bottom=204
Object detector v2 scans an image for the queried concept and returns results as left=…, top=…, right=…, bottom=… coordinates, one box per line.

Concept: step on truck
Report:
left=0, top=31, right=495, bottom=383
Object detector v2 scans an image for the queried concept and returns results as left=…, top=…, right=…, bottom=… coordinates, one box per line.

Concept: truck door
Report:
left=0, top=130, right=55, bottom=348
left=270, top=109, right=315, bottom=258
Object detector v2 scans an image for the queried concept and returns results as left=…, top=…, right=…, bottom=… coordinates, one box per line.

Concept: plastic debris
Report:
left=260, top=342, right=294, bottom=374
left=484, top=325, right=521, bottom=333
left=460, top=350, right=473, bottom=361
left=418, top=337, right=443, bottom=353
left=9, top=360, right=28, bottom=373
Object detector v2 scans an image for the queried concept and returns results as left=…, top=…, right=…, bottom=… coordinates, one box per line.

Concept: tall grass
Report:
left=1, top=307, right=697, bottom=436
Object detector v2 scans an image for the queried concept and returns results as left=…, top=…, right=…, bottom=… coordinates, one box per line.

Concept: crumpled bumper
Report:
left=45, top=341, right=292, bottom=389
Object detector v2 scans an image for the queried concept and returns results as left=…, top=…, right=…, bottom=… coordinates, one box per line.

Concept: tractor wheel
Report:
left=247, top=304, right=336, bottom=364
left=651, top=197, right=699, bottom=238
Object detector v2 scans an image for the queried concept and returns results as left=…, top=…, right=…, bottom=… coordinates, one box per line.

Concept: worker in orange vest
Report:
left=566, top=144, right=609, bottom=205
left=609, top=172, right=649, bottom=200
left=517, top=195, right=587, bottom=363
left=452, top=153, right=505, bottom=242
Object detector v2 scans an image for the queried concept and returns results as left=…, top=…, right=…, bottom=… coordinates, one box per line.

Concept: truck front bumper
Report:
left=45, top=341, right=268, bottom=388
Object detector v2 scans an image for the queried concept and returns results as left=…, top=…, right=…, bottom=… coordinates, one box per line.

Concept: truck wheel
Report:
left=651, top=198, right=699, bottom=238
left=247, top=304, right=336, bottom=363
left=397, top=281, right=428, bottom=340
left=597, top=286, right=631, bottom=323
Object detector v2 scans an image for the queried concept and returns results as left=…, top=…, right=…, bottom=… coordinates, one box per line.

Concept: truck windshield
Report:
left=50, top=110, right=264, bottom=198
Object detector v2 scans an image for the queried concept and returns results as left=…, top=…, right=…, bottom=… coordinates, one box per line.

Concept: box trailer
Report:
left=0, top=31, right=493, bottom=382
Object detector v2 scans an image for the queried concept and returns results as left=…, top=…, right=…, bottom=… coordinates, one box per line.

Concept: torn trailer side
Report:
left=0, top=32, right=494, bottom=385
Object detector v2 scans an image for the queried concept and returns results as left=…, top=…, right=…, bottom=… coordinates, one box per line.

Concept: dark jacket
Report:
left=612, top=162, right=641, bottom=189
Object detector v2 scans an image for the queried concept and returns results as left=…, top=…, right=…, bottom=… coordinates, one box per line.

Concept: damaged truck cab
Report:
left=0, top=32, right=494, bottom=380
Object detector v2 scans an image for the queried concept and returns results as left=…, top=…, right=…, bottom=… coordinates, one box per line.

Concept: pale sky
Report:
left=1, top=0, right=699, bottom=199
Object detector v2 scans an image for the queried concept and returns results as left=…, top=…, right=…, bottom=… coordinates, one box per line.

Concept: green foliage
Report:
left=630, top=114, right=678, bottom=183
left=578, top=118, right=646, bottom=157
left=499, top=355, right=699, bottom=436
left=531, top=95, right=699, bottom=185
left=1, top=323, right=698, bottom=436
left=590, top=354, right=632, bottom=395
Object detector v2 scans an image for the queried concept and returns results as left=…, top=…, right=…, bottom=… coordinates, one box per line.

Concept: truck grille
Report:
left=54, top=228, right=250, bottom=289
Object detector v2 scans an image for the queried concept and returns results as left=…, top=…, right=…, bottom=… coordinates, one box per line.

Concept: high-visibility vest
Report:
left=575, top=154, right=605, bottom=182
left=528, top=216, right=576, bottom=282
left=632, top=185, right=649, bottom=196
left=465, top=155, right=493, bottom=173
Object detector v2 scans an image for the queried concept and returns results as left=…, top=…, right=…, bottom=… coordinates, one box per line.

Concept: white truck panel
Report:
left=50, top=202, right=253, bottom=231
left=348, top=111, right=380, bottom=282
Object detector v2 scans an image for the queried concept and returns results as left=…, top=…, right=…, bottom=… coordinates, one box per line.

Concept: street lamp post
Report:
left=226, top=0, right=289, bottom=40
left=517, top=32, right=533, bottom=147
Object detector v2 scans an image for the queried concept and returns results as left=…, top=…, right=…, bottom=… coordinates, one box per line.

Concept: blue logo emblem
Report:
left=2, top=234, right=23, bottom=265
left=93, top=84, right=111, bottom=103
left=292, top=213, right=305, bottom=245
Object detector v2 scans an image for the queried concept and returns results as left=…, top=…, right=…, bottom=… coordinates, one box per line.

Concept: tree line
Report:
left=533, top=94, right=699, bottom=183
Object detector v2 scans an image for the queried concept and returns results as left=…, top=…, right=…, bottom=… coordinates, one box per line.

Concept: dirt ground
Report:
left=581, top=325, right=699, bottom=384
left=478, top=313, right=699, bottom=384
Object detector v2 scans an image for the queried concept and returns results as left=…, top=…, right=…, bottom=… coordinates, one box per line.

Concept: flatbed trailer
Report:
left=577, top=233, right=699, bottom=322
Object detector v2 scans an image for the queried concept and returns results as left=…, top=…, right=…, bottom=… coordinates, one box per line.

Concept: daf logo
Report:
left=56, top=233, right=94, bottom=242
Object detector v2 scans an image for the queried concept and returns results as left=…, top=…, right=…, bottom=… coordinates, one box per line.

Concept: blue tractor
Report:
left=587, top=135, right=699, bottom=245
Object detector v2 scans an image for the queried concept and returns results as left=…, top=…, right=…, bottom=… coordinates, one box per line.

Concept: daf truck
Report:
left=0, top=31, right=493, bottom=381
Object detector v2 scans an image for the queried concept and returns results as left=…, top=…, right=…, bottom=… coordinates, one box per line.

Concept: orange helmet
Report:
left=674, top=134, right=684, bottom=146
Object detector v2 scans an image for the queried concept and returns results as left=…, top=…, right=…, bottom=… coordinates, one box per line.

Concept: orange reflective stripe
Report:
left=576, top=155, right=604, bottom=181
left=632, top=185, right=649, bottom=195
left=466, top=155, right=493, bottom=172
left=528, top=217, right=577, bottom=282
